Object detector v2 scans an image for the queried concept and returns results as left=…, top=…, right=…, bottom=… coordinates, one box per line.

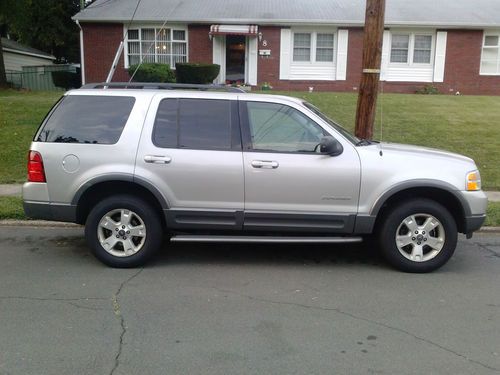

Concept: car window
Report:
left=245, top=101, right=326, bottom=152
left=153, top=98, right=233, bottom=150
left=36, top=95, right=135, bottom=144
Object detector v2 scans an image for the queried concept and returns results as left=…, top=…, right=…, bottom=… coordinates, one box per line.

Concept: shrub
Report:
left=51, top=69, right=81, bottom=90
left=175, top=63, right=220, bottom=84
left=128, top=63, right=176, bottom=83
left=416, top=84, right=439, bottom=95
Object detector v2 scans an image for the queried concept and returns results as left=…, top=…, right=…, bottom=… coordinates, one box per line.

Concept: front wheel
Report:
left=85, top=195, right=163, bottom=268
left=378, top=199, right=458, bottom=273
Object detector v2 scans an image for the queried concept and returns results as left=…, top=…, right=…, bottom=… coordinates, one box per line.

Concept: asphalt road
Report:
left=0, top=226, right=499, bottom=375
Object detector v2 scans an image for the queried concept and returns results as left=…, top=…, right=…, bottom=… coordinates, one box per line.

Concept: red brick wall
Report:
left=81, top=23, right=500, bottom=95
left=82, top=23, right=129, bottom=83
left=188, top=25, right=212, bottom=62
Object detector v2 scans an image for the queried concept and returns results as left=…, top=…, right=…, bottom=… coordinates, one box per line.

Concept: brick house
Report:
left=73, top=0, right=500, bottom=94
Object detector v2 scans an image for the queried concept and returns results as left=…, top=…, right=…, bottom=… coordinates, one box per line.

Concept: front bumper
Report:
left=464, top=214, right=486, bottom=235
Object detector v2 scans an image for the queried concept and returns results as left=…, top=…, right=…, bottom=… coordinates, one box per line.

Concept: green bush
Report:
left=51, top=70, right=81, bottom=90
left=175, top=63, right=220, bottom=84
left=128, top=63, right=176, bottom=83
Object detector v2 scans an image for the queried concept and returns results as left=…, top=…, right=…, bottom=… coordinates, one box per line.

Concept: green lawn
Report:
left=0, top=89, right=499, bottom=189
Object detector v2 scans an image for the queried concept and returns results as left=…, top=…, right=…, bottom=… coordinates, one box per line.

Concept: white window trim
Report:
left=291, top=28, right=337, bottom=66
left=123, top=24, right=189, bottom=69
left=480, top=30, right=500, bottom=76
left=389, top=30, right=436, bottom=67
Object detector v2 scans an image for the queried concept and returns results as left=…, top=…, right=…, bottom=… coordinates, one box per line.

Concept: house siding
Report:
left=80, top=22, right=500, bottom=94
left=3, top=52, right=54, bottom=72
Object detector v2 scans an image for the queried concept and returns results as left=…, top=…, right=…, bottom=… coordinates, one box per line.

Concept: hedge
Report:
left=175, top=63, right=220, bottom=84
left=128, top=63, right=176, bottom=83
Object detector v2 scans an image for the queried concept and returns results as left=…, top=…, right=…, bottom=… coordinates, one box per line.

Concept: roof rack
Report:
left=80, top=82, right=248, bottom=93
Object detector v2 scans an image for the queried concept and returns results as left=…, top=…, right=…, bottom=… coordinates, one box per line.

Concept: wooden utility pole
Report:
left=354, top=0, right=386, bottom=139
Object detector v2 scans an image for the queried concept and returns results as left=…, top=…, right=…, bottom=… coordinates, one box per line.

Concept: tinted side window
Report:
left=153, top=98, right=234, bottom=150
left=37, top=96, right=135, bottom=144
left=245, top=101, right=326, bottom=152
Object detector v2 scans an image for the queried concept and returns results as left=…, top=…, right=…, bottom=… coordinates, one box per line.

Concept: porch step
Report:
left=170, top=235, right=363, bottom=244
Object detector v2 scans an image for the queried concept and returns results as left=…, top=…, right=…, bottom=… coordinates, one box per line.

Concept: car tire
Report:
left=85, top=195, right=163, bottom=268
left=378, top=198, right=458, bottom=273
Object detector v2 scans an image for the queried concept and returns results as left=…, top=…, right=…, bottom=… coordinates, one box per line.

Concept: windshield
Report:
left=303, top=102, right=360, bottom=145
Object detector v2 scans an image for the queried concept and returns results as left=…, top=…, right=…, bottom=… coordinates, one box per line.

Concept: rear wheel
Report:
left=378, top=199, right=458, bottom=273
left=85, top=195, right=163, bottom=268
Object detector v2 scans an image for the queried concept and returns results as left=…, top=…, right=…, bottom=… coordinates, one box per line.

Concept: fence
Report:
left=5, top=64, right=80, bottom=91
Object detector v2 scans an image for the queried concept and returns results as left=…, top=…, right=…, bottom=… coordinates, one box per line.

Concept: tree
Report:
left=0, top=0, right=81, bottom=63
left=0, top=36, right=7, bottom=88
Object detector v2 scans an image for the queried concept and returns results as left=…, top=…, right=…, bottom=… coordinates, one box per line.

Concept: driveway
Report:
left=0, top=226, right=499, bottom=374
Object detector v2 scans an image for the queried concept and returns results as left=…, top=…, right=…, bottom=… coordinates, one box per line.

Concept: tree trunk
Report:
left=354, top=0, right=386, bottom=140
left=0, top=37, right=8, bottom=88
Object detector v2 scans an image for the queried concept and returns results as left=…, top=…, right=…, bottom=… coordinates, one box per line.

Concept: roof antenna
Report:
left=105, top=0, right=143, bottom=85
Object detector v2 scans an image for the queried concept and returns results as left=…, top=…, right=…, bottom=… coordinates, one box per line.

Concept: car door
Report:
left=135, top=93, right=244, bottom=230
left=240, top=99, right=361, bottom=233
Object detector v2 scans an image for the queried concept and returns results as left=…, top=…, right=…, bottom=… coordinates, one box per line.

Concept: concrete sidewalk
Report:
left=3, top=184, right=500, bottom=201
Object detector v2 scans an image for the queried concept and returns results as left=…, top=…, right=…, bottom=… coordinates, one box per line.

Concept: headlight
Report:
left=466, top=170, right=481, bottom=191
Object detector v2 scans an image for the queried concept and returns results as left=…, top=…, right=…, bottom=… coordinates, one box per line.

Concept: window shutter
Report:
left=279, top=28, right=292, bottom=80
left=248, top=37, right=258, bottom=85
left=380, top=30, right=391, bottom=80
left=433, top=31, right=447, bottom=82
left=212, top=36, right=226, bottom=83
left=336, top=30, right=349, bottom=80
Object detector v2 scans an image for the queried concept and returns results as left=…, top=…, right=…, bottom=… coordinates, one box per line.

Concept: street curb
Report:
left=0, top=219, right=499, bottom=233
left=0, top=220, right=82, bottom=228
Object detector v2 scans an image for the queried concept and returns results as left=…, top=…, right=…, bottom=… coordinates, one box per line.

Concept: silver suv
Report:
left=23, top=83, right=487, bottom=272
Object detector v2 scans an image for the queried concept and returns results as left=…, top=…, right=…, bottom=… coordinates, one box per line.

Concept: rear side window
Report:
left=153, top=98, right=239, bottom=150
left=37, top=95, right=135, bottom=144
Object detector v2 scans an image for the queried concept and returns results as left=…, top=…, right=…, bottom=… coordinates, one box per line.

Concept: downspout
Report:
left=75, top=20, right=86, bottom=85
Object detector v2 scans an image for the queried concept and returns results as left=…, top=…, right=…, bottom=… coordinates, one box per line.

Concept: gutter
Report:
left=75, top=20, right=86, bottom=85
left=3, top=48, right=56, bottom=61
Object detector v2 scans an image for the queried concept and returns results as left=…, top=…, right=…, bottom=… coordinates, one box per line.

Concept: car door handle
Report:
left=144, top=155, right=172, bottom=164
left=251, top=160, right=279, bottom=169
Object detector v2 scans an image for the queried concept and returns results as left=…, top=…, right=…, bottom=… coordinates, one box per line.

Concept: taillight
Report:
left=27, top=151, right=46, bottom=183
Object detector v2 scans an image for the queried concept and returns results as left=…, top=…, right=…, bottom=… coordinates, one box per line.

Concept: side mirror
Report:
left=320, top=136, right=343, bottom=156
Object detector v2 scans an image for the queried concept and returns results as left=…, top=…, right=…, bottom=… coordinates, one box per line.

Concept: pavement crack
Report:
left=212, top=287, right=500, bottom=373
left=110, top=269, right=144, bottom=375
left=475, top=243, right=500, bottom=259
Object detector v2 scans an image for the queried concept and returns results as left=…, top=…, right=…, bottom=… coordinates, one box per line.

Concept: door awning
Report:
left=209, top=25, right=259, bottom=36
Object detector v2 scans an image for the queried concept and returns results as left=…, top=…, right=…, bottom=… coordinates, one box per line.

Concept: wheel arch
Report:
left=371, top=181, right=470, bottom=234
left=72, top=175, right=168, bottom=225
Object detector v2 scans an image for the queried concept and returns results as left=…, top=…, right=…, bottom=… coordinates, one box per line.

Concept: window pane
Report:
left=173, top=30, right=186, bottom=40
left=38, top=96, right=135, bottom=144
left=391, top=49, right=408, bottom=63
left=482, top=48, right=499, bottom=61
left=316, top=48, right=334, bottom=62
left=391, top=35, right=409, bottom=49
left=153, top=99, right=178, bottom=148
left=317, top=33, right=334, bottom=48
left=485, top=36, right=499, bottom=47
left=294, top=33, right=311, bottom=47
left=128, top=55, right=140, bottom=66
left=141, top=28, right=155, bottom=41
left=178, top=99, right=232, bottom=150
left=413, top=50, right=431, bottom=63
left=293, top=48, right=311, bottom=61
left=481, top=60, right=498, bottom=74
left=172, top=55, right=187, bottom=68
left=414, top=35, right=432, bottom=49
left=128, top=41, right=140, bottom=54
left=246, top=102, right=325, bottom=153
left=172, top=42, right=186, bottom=55
left=141, top=41, right=155, bottom=55
left=128, top=29, right=139, bottom=40
left=157, top=28, right=170, bottom=42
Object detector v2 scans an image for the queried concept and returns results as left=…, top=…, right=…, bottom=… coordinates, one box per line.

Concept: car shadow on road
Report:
left=150, top=240, right=389, bottom=270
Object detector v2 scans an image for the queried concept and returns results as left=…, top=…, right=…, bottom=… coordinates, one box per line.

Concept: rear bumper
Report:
left=23, top=201, right=77, bottom=223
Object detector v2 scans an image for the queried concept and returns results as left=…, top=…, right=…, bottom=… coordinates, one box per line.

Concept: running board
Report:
left=170, top=235, right=363, bottom=244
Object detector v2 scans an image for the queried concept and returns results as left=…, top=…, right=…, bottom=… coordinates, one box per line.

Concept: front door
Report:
left=226, top=35, right=246, bottom=84
left=240, top=99, right=361, bottom=233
